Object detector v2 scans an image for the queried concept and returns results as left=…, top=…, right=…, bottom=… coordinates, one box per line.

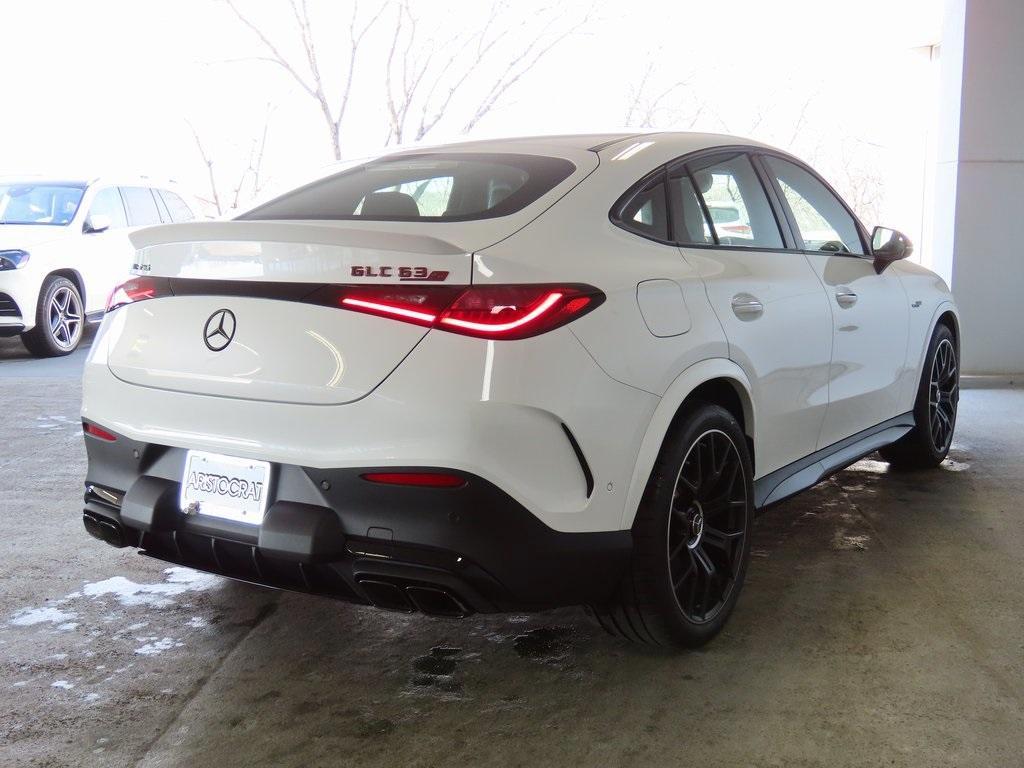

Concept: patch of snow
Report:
left=82, top=567, right=222, bottom=609
left=57, top=622, right=79, bottom=632
left=51, top=680, right=75, bottom=690
left=186, top=616, right=208, bottom=628
left=134, top=637, right=184, bottom=656
left=9, top=606, right=77, bottom=627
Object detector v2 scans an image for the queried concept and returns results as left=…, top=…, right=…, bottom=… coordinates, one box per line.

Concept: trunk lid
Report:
left=105, top=221, right=471, bottom=405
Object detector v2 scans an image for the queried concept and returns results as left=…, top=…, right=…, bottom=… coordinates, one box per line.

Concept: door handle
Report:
left=835, top=287, right=858, bottom=308
left=731, top=294, right=764, bottom=319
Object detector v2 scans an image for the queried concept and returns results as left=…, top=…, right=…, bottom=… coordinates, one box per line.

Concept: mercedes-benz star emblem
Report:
left=203, top=309, right=236, bottom=352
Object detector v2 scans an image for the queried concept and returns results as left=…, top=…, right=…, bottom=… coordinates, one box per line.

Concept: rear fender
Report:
left=620, top=358, right=754, bottom=529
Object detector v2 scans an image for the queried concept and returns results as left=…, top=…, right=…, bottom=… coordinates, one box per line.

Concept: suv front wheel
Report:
left=22, top=275, right=84, bottom=357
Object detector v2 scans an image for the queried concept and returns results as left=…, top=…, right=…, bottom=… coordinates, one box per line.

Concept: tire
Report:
left=21, top=276, right=84, bottom=358
left=879, top=323, right=959, bottom=470
left=593, top=402, right=754, bottom=649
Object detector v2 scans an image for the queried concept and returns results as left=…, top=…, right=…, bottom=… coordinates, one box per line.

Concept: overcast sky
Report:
left=0, top=0, right=943, bottom=244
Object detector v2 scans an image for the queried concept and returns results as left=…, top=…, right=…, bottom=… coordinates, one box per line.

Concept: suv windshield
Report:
left=239, top=152, right=575, bottom=222
left=0, top=183, right=86, bottom=225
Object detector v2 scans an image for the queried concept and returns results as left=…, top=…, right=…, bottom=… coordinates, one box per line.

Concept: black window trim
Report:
left=609, top=167, right=675, bottom=245
left=672, top=150, right=792, bottom=250
left=609, top=143, right=871, bottom=257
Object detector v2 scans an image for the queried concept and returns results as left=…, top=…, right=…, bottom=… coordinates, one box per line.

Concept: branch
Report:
left=335, top=0, right=389, bottom=136
left=221, top=0, right=319, bottom=101
left=462, top=3, right=593, bottom=134
left=186, top=119, right=222, bottom=216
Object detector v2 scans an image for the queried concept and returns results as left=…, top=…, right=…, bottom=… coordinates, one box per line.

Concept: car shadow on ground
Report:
left=0, top=326, right=95, bottom=372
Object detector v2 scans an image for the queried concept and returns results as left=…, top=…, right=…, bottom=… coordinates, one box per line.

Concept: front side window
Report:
left=87, top=187, right=128, bottom=229
left=763, top=156, right=865, bottom=254
left=0, top=183, right=85, bottom=225
left=240, top=153, right=574, bottom=222
left=685, top=152, right=783, bottom=248
left=120, top=186, right=161, bottom=226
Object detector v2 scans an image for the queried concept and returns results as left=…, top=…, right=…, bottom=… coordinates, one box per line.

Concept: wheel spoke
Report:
left=703, top=525, right=741, bottom=556
left=667, top=428, right=750, bottom=624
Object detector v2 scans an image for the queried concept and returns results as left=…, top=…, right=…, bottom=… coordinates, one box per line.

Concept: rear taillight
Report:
left=329, top=284, right=604, bottom=340
left=83, top=422, right=117, bottom=441
left=106, top=276, right=171, bottom=312
left=361, top=472, right=466, bottom=488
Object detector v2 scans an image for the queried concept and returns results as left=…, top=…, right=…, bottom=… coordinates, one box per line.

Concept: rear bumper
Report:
left=83, top=426, right=632, bottom=614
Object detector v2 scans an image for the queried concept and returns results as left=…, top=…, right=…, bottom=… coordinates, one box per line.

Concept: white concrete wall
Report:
left=934, top=0, right=1024, bottom=374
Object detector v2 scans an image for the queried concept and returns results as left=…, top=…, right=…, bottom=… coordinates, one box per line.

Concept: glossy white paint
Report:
left=805, top=252, right=909, bottom=448
left=682, top=246, right=832, bottom=475
left=130, top=223, right=474, bottom=285
left=82, top=132, right=958, bottom=535
left=105, top=295, right=430, bottom=405
left=86, top=320, right=657, bottom=533
left=635, top=279, right=691, bottom=337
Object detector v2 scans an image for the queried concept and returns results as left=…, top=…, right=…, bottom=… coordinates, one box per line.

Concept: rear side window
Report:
left=120, top=186, right=161, bottom=226
left=684, top=152, right=783, bottom=248
left=667, top=173, right=713, bottom=244
left=158, top=190, right=195, bottom=222
left=240, top=152, right=575, bottom=222
left=613, top=175, right=669, bottom=241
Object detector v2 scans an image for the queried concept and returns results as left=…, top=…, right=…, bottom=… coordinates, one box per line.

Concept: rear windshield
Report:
left=239, top=152, right=575, bottom=222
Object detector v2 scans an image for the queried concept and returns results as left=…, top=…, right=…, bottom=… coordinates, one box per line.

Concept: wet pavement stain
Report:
left=410, top=646, right=465, bottom=695
left=513, top=626, right=575, bottom=663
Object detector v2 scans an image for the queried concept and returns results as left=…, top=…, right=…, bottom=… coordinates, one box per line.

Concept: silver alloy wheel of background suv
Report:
left=48, top=285, right=83, bottom=351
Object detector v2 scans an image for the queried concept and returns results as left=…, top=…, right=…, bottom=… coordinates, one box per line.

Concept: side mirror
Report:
left=84, top=214, right=111, bottom=234
left=871, top=226, right=913, bottom=273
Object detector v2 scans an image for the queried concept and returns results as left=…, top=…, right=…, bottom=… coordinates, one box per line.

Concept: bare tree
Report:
left=623, top=59, right=695, bottom=129
left=381, top=0, right=594, bottom=144
left=223, top=0, right=387, bottom=160
left=187, top=105, right=274, bottom=216
left=622, top=54, right=706, bottom=130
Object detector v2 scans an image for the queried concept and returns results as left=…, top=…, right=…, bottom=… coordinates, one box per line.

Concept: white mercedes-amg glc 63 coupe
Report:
left=81, top=133, right=960, bottom=648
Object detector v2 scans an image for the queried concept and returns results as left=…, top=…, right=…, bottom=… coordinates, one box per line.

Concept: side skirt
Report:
left=753, top=412, right=915, bottom=510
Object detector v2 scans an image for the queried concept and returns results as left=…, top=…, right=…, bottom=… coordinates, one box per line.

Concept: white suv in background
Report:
left=0, top=178, right=199, bottom=356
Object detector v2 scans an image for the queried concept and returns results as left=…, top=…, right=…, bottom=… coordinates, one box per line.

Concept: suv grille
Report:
left=0, top=293, right=22, bottom=318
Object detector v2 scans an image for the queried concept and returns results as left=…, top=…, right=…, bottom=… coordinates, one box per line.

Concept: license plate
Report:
left=180, top=450, right=271, bottom=525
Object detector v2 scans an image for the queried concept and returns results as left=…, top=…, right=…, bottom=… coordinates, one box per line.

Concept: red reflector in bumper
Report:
left=83, top=422, right=117, bottom=442
left=361, top=472, right=466, bottom=488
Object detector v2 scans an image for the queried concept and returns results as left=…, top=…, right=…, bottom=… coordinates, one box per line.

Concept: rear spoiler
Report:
left=129, top=220, right=465, bottom=256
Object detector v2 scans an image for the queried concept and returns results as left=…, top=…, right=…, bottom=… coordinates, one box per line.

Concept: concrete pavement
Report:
left=0, top=343, right=1021, bottom=767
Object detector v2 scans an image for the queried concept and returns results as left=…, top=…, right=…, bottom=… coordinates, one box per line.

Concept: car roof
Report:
left=0, top=176, right=184, bottom=189
left=384, top=131, right=772, bottom=156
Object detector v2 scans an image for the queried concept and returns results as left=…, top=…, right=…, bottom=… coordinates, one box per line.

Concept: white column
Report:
left=934, top=0, right=1024, bottom=374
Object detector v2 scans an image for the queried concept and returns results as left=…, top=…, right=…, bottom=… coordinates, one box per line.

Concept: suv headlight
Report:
left=0, top=250, right=30, bottom=270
